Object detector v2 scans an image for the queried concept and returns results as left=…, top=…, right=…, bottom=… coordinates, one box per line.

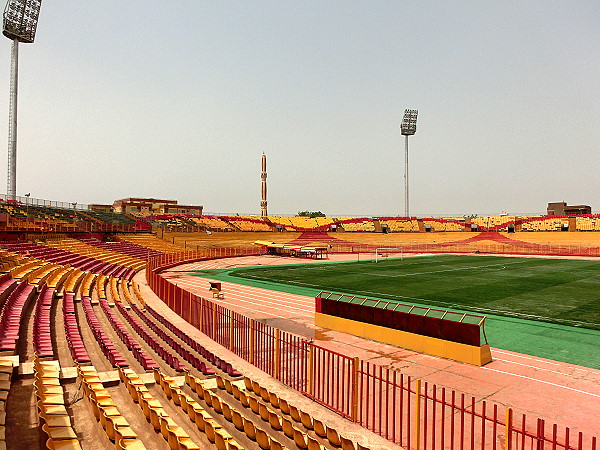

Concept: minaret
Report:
left=261, top=153, right=268, bottom=217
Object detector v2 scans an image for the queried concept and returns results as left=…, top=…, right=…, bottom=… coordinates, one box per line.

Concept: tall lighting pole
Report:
left=2, top=0, right=42, bottom=200
left=400, top=109, right=418, bottom=217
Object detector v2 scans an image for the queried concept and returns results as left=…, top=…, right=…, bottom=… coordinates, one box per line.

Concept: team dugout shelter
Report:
left=254, top=241, right=328, bottom=259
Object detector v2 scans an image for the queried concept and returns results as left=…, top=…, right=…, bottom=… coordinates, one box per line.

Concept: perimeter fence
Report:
left=146, top=249, right=598, bottom=450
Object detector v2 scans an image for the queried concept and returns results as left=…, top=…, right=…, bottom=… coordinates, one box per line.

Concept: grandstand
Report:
left=220, top=216, right=273, bottom=232
left=0, top=229, right=399, bottom=449
left=521, top=215, right=569, bottom=231
left=6, top=193, right=600, bottom=237
left=576, top=215, right=600, bottom=231
left=378, top=217, right=420, bottom=232
left=338, top=217, right=376, bottom=232
left=118, top=233, right=185, bottom=253
left=188, top=215, right=236, bottom=231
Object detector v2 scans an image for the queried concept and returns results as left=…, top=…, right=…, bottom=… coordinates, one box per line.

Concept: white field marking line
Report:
left=225, top=289, right=314, bottom=311
left=176, top=276, right=315, bottom=316
left=177, top=262, right=210, bottom=268
left=208, top=286, right=315, bottom=313
left=481, top=366, right=600, bottom=399
left=177, top=276, right=315, bottom=308
left=491, top=349, right=565, bottom=367
left=493, top=358, right=591, bottom=378
left=365, top=261, right=526, bottom=278
left=208, top=294, right=312, bottom=318
left=206, top=298, right=282, bottom=319
left=222, top=283, right=314, bottom=306
left=210, top=291, right=314, bottom=316
left=173, top=262, right=217, bottom=269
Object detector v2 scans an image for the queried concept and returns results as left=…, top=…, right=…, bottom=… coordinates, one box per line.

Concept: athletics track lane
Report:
left=163, top=255, right=600, bottom=437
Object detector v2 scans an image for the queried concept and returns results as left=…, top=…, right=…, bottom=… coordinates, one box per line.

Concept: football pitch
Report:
left=228, top=254, right=600, bottom=330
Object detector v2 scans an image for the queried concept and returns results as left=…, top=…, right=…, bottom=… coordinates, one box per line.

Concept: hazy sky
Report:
left=0, top=1, right=598, bottom=217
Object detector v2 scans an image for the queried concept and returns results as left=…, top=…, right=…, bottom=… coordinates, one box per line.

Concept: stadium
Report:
left=0, top=2, right=598, bottom=450
left=0, top=197, right=598, bottom=449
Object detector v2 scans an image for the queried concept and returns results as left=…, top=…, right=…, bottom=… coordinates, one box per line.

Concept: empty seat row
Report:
left=77, top=364, right=146, bottom=449
left=112, top=300, right=180, bottom=371
left=140, top=303, right=240, bottom=377
left=0, top=280, right=37, bottom=351
left=120, top=280, right=138, bottom=307
left=9, top=258, right=44, bottom=280
left=131, top=303, right=224, bottom=376
left=42, top=239, right=142, bottom=279
left=119, top=368, right=199, bottom=449
left=78, top=272, right=97, bottom=299
left=116, top=234, right=183, bottom=254
left=28, top=264, right=61, bottom=285
left=98, top=298, right=158, bottom=371
left=79, top=238, right=161, bottom=261
left=63, top=270, right=85, bottom=295
left=81, top=297, right=128, bottom=367
left=34, top=356, right=82, bottom=449
left=33, top=285, right=55, bottom=358
left=239, top=375, right=368, bottom=450
left=109, top=277, right=120, bottom=303
left=200, top=372, right=316, bottom=450
left=45, top=266, right=73, bottom=291
left=192, top=370, right=292, bottom=450
left=127, top=303, right=209, bottom=373
left=0, top=255, right=27, bottom=275
left=96, top=274, right=108, bottom=300
left=0, top=274, right=17, bottom=308
left=1, top=240, right=128, bottom=279
left=131, top=282, right=145, bottom=307
left=154, top=369, right=243, bottom=450
left=62, top=294, right=91, bottom=363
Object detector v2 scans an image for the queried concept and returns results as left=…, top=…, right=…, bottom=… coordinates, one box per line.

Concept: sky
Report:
left=0, top=1, right=598, bottom=217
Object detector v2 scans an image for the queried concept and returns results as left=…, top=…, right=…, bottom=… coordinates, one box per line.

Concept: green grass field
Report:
left=229, top=255, right=600, bottom=330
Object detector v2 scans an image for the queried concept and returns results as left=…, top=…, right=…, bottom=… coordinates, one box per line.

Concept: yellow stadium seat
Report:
left=282, top=417, right=294, bottom=439
left=269, top=411, right=282, bottom=431
left=243, top=417, right=257, bottom=440
left=300, top=410, right=313, bottom=429
left=341, top=436, right=357, bottom=450
left=293, top=428, right=309, bottom=449
left=231, top=409, right=244, bottom=431
left=256, top=428, right=271, bottom=450
left=313, top=418, right=327, bottom=438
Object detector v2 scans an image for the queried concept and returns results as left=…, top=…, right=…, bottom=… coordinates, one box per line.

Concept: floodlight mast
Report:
left=2, top=0, right=42, bottom=200
left=400, top=109, right=418, bottom=217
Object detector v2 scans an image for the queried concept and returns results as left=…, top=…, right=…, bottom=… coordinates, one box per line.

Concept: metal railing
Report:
left=0, top=194, right=88, bottom=210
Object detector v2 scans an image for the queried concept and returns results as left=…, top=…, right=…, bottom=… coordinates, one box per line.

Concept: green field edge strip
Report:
left=186, top=265, right=600, bottom=370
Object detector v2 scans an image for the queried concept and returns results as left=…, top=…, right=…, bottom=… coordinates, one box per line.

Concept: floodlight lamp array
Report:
left=401, top=109, right=418, bottom=136
left=3, top=0, right=42, bottom=43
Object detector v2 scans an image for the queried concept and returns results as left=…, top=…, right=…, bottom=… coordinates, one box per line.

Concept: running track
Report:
left=163, top=255, right=600, bottom=437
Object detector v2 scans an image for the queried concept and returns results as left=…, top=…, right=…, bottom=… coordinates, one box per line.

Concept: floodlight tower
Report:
left=400, top=109, right=418, bottom=217
left=2, top=0, right=42, bottom=199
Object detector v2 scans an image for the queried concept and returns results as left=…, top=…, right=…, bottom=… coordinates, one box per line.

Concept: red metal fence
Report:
left=146, top=250, right=598, bottom=450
